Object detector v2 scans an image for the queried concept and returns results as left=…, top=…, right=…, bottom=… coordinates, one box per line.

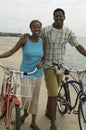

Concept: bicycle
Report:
left=0, top=63, right=37, bottom=130
left=53, top=63, right=86, bottom=130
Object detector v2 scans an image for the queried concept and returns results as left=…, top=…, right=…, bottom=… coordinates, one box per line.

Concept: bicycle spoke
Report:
left=57, top=85, right=67, bottom=114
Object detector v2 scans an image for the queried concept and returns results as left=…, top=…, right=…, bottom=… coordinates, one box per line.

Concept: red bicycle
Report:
left=0, top=63, right=37, bottom=130
left=0, top=63, right=21, bottom=130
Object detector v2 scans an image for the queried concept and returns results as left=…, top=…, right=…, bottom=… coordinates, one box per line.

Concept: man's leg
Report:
left=44, top=67, right=58, bottom=130
left=44, top=67, right=64, bottom=130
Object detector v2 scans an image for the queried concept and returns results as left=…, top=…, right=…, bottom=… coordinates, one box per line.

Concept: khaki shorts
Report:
left=44, top=67, right=64, bottom=97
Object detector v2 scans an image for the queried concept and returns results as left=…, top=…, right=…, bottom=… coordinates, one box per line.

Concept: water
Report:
left=4, top=36, right=20, bottom=43
left=4, top=36, right=86, bottom=69
left=65, top=37, right=86, bottom=69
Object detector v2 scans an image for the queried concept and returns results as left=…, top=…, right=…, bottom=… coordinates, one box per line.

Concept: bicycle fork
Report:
left=4, top=95, right=20, bottom=129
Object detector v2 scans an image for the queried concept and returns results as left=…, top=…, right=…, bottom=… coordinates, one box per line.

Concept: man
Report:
left=41, top=8, right=86, bottom=130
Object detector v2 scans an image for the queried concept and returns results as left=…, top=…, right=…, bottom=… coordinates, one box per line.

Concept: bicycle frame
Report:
left=1, top=71, right=20, bottom=127
left=63, top=77, right=86, bottom=112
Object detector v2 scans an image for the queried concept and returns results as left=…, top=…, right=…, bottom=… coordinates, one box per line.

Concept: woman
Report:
left=0, top=20, right=46, bottom=130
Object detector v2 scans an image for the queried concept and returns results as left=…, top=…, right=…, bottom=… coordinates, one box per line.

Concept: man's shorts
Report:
left=44, top=66, right=64, bottom=97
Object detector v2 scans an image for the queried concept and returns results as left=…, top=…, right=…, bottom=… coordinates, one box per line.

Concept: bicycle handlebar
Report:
left=52, top=63, right=86, bottom=81
left=0, top=63, right=37, bottom=75
left=52, top=63, right=86, bottom=74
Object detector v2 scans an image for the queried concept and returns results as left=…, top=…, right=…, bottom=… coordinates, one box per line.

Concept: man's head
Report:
left=53, top=8, right=65, bottom=29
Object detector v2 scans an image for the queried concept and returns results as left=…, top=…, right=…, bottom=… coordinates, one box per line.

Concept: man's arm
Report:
left=75, top=44, right=86, bottom=56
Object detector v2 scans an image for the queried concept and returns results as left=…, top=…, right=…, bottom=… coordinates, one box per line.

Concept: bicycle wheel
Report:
left=57, top=82, right=68, bottom=114
left=78, top=97, right=86, bottom=130
left=0, top=95, right=4, bottom=119
left=8, top=102, right=20, bottom=130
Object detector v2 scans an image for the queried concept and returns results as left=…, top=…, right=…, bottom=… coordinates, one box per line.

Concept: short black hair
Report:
left=53, top=8, right=65, bottom=17
left=30, top=20, right=42, bottom=29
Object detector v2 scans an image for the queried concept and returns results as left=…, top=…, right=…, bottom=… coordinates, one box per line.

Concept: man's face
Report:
left=53, top=11, right=65, bottom=29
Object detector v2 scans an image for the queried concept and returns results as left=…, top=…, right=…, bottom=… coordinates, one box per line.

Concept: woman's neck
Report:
left=29, top=35, right=39, bottom=42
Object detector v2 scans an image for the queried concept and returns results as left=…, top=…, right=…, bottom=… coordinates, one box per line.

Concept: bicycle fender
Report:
left=11, top=96, right=21, bottom=105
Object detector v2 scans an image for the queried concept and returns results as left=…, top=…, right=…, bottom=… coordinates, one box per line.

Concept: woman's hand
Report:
left=36, top=58, right=45, bottom=69
left=36, top=62, right=42, bottom=69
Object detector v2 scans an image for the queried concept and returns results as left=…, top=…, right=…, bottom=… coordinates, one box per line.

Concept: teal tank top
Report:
left=20, top=37, right=44, bottom=78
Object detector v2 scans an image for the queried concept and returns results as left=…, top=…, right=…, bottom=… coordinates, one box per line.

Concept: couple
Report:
left=0, top=8, right=86, bottom=130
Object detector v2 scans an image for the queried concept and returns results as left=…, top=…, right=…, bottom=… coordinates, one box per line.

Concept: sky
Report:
left=0, top=0, right=86, bottom=37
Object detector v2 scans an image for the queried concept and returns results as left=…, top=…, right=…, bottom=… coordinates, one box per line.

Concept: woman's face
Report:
left=30, top=22, right=42, bottom=37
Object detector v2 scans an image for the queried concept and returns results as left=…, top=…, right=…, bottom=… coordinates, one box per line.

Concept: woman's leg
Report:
left=29, top=77, right=42, bottom=129
left=20, top=78, right=32, bottom=124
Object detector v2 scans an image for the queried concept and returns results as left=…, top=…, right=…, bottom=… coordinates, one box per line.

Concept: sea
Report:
left=4, top=36, right=86, bottom=70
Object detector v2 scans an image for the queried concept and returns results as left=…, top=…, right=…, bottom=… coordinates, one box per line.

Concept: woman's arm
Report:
left=0, top=36, right=26, bottom=58
left=36, top=38, right=46, bottom=69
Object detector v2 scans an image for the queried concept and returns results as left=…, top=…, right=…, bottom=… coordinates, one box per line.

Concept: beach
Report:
left=0, top=37, right=82, bottom=130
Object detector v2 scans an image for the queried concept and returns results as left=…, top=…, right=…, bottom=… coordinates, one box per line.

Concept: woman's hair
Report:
left=30, top=20, right=42, bottom=29
left=53, top=8, right=65, bottom=17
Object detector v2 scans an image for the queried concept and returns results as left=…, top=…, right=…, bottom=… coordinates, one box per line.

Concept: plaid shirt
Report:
left=42, top=25, right=79, bottom=69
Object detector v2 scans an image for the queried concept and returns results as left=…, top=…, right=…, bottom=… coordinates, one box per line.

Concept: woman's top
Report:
left=20, top=37, right=44, bottom=78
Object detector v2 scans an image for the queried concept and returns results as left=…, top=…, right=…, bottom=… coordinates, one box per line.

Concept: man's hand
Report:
left=21, top=33, right=30, bottom=39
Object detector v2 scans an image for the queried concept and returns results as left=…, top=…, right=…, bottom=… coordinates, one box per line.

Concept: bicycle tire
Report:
left=0, top=95, right=4, bottom=119
left=57, top=82, right=68, bottom=114
left=8, top=102, right=21, bottom=130
left=78, top=97, right=86, bottom=130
